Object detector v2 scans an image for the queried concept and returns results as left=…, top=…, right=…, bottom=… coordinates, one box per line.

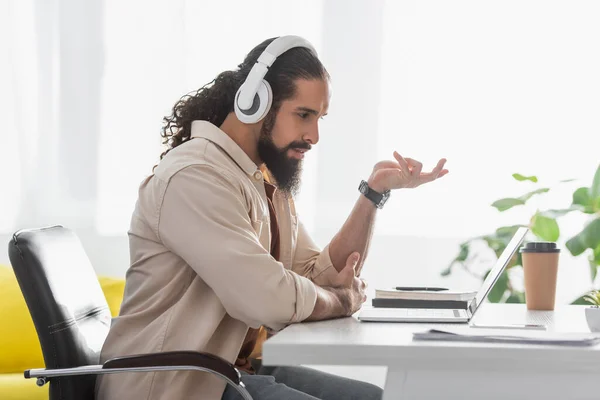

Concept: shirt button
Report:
left=253, top=171, right=263, bottom=181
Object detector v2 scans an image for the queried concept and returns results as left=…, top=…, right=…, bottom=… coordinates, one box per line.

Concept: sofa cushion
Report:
left=0, top=265, right=44, bottom=374
left=98, top=276, right=125, bottom=317
left=0, top=265, right=125, bottom=374
left=0, top=373, right=48, bottom=400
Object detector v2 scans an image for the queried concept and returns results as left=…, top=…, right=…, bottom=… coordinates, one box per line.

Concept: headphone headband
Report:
left=235, top=36, right=318, bottom=123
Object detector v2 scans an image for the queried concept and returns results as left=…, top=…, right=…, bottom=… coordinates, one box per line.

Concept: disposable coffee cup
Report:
left=519, top=242, right=560, bottom=310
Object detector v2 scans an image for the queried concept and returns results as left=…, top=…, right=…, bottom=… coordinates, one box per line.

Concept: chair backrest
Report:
left=8, top=226, right=112, bottom=400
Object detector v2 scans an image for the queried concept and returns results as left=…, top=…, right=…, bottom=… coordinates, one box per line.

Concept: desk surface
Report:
left=262, top=304, right=599, bottom=373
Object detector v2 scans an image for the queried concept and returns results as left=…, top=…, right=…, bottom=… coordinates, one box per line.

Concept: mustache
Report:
left=286, top=141, right=312, bottom=151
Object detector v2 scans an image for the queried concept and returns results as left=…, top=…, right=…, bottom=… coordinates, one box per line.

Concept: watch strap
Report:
left=359, top=180, right=389, bottom=209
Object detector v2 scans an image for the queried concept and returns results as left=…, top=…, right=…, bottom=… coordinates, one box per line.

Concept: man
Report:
left=96, top=36, right=447, bottom=400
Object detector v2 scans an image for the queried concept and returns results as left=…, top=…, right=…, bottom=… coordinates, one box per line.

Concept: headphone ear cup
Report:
left=234, top=79, right=273, bottom=124
left=258, top=80, right=273, bottom=122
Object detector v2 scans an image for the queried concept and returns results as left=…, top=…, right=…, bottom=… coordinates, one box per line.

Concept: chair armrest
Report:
left=103, top=351, right=240, bottom=384
left=24, top=351, right=251, bottom=400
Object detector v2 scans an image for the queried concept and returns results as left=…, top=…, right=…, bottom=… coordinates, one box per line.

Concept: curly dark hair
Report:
left=159, top=37, right=329, bottom=160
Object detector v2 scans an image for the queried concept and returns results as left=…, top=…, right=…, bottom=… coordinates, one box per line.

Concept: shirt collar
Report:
left=190, top=120, right=260, bottom=177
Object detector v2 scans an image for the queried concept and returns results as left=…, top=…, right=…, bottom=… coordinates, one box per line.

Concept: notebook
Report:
left=372, top=298, right=470, bottom=309
left=375, top=288, right=477, bottom=302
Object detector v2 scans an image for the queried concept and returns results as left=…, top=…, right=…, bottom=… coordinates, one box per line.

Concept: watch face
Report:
left=359, top=181, right=368, bottom=194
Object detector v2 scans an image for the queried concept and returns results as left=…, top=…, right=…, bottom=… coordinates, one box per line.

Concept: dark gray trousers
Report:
left=222, top=360, right=382, bottom=400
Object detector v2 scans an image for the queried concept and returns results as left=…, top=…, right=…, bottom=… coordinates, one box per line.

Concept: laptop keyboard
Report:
left=358, top=307, right=467, bottom=322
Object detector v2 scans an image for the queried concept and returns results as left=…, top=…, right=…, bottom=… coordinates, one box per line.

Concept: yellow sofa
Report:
left=0, top=265, right=125, bottom=400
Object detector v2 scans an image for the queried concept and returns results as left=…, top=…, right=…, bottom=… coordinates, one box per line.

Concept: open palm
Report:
left=370, top=151, right=448, bottom=191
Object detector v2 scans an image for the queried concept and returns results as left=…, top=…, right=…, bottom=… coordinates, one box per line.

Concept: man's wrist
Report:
left=367, top=176, right=387, bottom=194
left=307, top=286, right=350, bottom=321
left=329, top=287, right=352, bottom=316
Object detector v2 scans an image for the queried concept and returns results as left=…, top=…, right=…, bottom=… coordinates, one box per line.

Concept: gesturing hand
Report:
left=368, top=151, right=448, bottom=192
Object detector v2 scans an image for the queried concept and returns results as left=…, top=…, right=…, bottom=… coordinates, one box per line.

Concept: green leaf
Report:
left=590, top=291, right=600, bottom=306
left=483, top=236, right=506, bottom=250
left=441, top=243, right=471, bottom=277
left=594, top=244, right=600, bottom=264
left=581, top=290, right=600, bottom=306
left=512, top=173, right=538, bottom=183
left=572, top=187, right=594, bottom=213
left=506, top=291, right=525, bottom=303
left=560, top=178, right=576, bottom=183
left=590, top=163, right=600, bottom=200
left=491, top=198, right=525, bottom=212
left=571, top=294, right=591, bottom=305
left=456, top=243, right=469, bottom=262
left=483, top=237, right=507, bottom=258
left=540, top=205, right=585, bottom=219
left=495, top=225, right=526, bottom=238
left=531, top=214, right=560, bottom=242
left=519, top=188, right=550, bottom=202
left=565, top=217, right=600, bottom=256
left=491, top=189, right=549, bottom=212
left=486, top=270, right=509, bottom=303
left=590, top=259, right=598, bottom=282
left=566, top=235, right=587, bottom=256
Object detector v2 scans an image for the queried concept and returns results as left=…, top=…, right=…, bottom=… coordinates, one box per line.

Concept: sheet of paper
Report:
left=412, top=328, right=600, bottom=347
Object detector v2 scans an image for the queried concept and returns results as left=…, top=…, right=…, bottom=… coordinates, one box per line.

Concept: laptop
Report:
left=358, top=227, right=529, bottom=323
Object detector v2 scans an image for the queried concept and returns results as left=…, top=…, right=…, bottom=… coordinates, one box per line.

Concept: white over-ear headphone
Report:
left=234, top=35, right=318, bottom=124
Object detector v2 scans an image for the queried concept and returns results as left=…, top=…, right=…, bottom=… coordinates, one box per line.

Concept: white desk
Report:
left=262, top=304, right=599, bottom=400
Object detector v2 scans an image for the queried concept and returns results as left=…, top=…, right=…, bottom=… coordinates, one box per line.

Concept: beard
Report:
left=257, top=113, right=309, bottom=197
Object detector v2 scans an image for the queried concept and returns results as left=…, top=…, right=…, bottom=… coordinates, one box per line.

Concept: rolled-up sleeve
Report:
left=157, top=165, right=317, bottom=331
left=292, top=219, right=342, bottom=287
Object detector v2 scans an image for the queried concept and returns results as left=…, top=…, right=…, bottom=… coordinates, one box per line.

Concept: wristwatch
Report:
left=358, top=180, right=390, bottom=209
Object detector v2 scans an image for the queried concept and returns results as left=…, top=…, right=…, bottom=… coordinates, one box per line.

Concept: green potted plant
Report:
left=442, top=164, right=600, bottom=305
left=584, top=290, right=600, bottom=332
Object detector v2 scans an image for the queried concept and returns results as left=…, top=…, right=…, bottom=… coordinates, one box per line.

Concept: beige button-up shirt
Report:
left=96, top=120, right=339, bottom=400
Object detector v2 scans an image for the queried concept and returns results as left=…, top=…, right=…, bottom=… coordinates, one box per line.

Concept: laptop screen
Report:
left=469, top=227, right=529, bottom=316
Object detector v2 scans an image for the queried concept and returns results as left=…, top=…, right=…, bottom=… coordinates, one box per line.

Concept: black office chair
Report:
left=8, top=225, right=252, bottom=400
